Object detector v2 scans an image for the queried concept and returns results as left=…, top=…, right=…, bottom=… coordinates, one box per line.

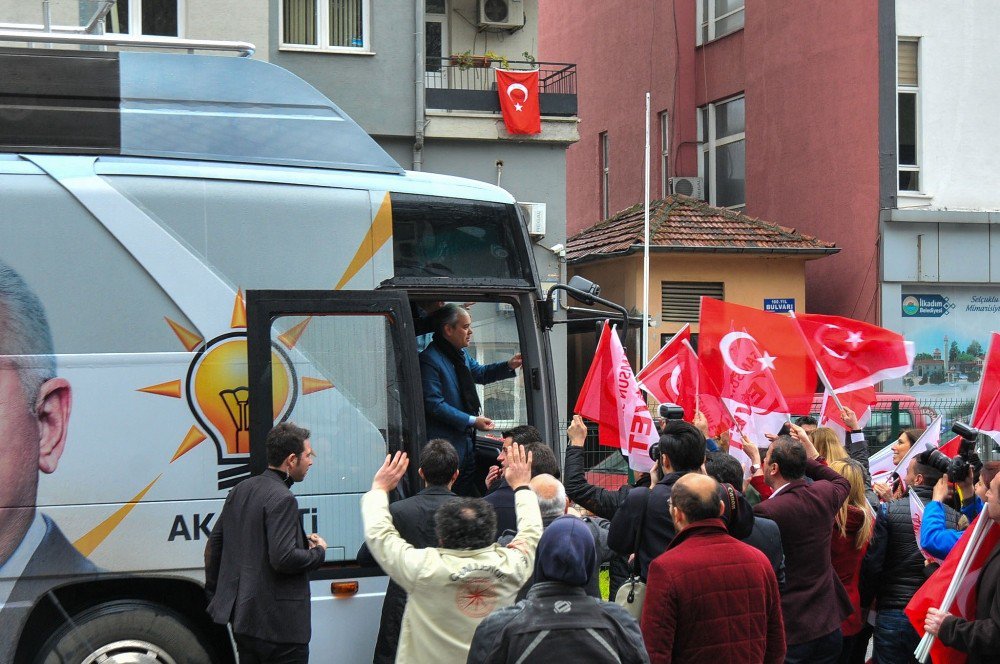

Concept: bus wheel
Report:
left=35, top=600, right=216, bottom=664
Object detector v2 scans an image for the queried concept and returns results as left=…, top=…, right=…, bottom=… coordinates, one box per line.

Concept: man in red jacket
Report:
left=641, top=473, right=785, bottom=664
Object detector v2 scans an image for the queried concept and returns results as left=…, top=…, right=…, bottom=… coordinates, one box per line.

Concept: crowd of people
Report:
left=202, top=303, right=1000, bottom=663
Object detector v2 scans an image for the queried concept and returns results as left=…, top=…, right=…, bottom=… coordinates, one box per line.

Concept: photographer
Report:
left=607, top=420, right=753, bottom=581
left=921, top=461, right=999, bottom=560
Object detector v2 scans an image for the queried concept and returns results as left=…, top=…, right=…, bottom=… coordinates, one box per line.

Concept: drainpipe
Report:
left=413, top=0, right=425, bottom=171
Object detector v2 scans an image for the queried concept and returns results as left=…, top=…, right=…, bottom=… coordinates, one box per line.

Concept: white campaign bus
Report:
left=0, top=38, right=572, bottom=663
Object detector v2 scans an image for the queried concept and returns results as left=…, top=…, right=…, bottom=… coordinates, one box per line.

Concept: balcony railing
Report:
left=424, top=58, right=577, bottom=117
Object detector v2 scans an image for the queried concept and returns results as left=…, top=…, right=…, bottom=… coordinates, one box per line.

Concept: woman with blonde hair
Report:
left=811, top=427, right=848, bottom=464
left=828, top=458, right=875, bottom=663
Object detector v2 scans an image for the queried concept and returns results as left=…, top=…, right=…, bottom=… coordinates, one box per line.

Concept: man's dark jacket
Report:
left=743, top=515, right=786, bottom=591
left=939, top=538, right=1000, bottom=664
left=466, top=582, right=649, bottom=664
left=484, top=483, right=517, bottom=538
left=357, top=485, right=457, bottom=664
left=872, top=484, right=963, bottom=610
left=752, top=458, right=853, bottom=645
left=0, top=515, right=101, bottom=659
left=607, top=471, right=754, bottom=580
left=205, top=469, right=325, bottom=644
left=564, top=445, right=643, bottom=520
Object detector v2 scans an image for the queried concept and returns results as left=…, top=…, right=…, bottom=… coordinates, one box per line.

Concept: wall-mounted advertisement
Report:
left=896, top=286, right=1000, bottom=401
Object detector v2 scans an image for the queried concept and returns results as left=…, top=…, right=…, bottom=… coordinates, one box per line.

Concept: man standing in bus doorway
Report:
left=205, top=422, right=326, bottom=664
left=0, top=259, right=99, bottom=658
left=420, top=303, right=522, bottom=497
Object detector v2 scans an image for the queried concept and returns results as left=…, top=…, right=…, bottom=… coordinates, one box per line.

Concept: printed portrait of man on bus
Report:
left=0, top=258, right=99, bottom=645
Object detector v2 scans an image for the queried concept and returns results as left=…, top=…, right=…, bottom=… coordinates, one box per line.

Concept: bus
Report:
left=0, top=40, right=569, bottom=663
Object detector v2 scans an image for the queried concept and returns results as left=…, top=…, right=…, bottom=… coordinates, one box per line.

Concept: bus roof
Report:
left=0, top=47, right=404, bottom=175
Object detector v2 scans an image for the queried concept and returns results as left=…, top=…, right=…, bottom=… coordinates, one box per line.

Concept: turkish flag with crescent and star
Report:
left=792, top=312, right=914, bottom=394
left=495, top=69, right=541, bottom=135
left=718, top=326, right=792, bottom=449
left=699, top=298, right=816, bottom=415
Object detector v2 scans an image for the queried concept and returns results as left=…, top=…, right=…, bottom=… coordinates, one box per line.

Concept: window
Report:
left=104, top=0, right=180, bottom=37
left=600, top=131, right=610, bottom=219
left=698, top=96, right=745, bottom=208
left=660, top=111, right=670, bottom=197
left=898, top=39, right=920, bottom=192
left=425, top=0, right=448, bottom=75
left=661, top=281, right=724, bottom=323
left=281, top=0, right=371, bottom=52
left=699, top=0, right=744, bottom=44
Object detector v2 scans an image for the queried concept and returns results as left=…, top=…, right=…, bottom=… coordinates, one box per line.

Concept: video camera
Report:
left=921, top=422, right=983, bottom=483
left=649, top=403, right=685, bottom=461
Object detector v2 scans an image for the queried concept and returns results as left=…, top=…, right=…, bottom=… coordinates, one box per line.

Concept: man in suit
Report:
left=205, top=422, right=326, bottom=664
left=753, top=435, right=853, bottom=664
left=419, top=303, right=522, bottom=496
left=357, top=438, right=460, bottom=664
left=0, top=259, right=99, bottom=660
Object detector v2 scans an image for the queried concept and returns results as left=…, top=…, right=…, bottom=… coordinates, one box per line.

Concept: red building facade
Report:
left=540, top=1, right=883, bottom=320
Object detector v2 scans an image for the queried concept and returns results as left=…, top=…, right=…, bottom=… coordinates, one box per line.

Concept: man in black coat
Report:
left=357, top=438, right=460, bottom=664
left=925, top=469, right=1000, bottom=664
left=485, top=441, right=560, bottom=538
left=870, top=454, right=964, bottom=664
left=705, top=451, right=786, bottom=590
left=205, top=422, right=326, bottom=664
left=608, top=420, right=754, bottom=581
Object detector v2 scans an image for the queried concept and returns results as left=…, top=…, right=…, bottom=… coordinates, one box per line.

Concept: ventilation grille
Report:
left=661, top=282, right=723, bottom=322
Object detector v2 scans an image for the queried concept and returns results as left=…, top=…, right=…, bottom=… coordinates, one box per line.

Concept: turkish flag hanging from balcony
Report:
left=495, top=69, right=541, bottom=135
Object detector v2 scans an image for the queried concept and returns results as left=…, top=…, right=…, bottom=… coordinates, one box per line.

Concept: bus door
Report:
left=244, top=289, right=424, bottom=662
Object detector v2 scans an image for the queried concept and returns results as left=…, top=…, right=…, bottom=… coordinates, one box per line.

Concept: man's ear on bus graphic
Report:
left=36, top=377, right=71, bottom=475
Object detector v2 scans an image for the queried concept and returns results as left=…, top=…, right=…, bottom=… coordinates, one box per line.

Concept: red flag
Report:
left=906, top=515, right=1000, bottom=664
left=793, top=312, right=914, bottom=394
left=693, top=350, right=737, bottom=438
left=820, top=385, right=875, bottom=431
left=939, top=434, right=964, bottom=458
left=699, top=298, right=816, bottom=413
left=495, top=69, right=541, bottom=135
left=972, top=332, right=1000, bottom=446
left=574, top=322, right=656, bottom=472
left=637, top=325, right=697, bottom=420
left=717, top=328, right=791, bottom=448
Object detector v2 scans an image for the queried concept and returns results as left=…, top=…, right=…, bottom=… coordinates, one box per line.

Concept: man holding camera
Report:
left=869, top=450, right=965, bottom=664
left=607, top=420, right=753, bottom=581
left=923, top=468, right=1000, bottom=664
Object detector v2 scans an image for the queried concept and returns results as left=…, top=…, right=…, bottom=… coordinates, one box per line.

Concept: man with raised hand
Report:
left=361, top=443, right=541, bottom=664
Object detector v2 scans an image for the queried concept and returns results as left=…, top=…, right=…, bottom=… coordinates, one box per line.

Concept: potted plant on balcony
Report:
left=450, top=50, right=490, bottom=69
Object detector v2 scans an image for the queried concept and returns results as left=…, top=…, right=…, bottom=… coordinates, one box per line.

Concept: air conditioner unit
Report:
left=518, top=201, right=547, bottom=237
left=478, top=0, right=524, bottom=29
left=669, top=176, right=705, bottom=200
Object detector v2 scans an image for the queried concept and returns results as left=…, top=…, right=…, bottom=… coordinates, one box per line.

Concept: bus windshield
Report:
left=391, top=194, right=530, bottom=282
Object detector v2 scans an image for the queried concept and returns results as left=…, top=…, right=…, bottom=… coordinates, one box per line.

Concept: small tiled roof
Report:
left=566, top=196, right=839, bottom=264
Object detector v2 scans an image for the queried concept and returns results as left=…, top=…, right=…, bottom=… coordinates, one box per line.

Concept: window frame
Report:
left=279, top=0, right=374, bottom=54
left=698, top=94, right=745, bottom=209
left=697, top=0, right=745, bottom=45
left=599, top=131, right=610, bottom=219
left=897, top=37, right=921, bottom=193
left=659, top=110, right=670, bottom=197
left=104, top=0, right=184, bottom=38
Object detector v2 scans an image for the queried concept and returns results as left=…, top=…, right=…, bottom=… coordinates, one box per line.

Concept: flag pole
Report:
left=914, top=515, right=994, bottom=662
left=642, top=91, right=651, bottom=371
left=788, top=311, right=845, bottom=413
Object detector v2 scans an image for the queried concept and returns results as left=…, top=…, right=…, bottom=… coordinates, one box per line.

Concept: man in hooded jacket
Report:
left=466, top=515, right=649, bottom=664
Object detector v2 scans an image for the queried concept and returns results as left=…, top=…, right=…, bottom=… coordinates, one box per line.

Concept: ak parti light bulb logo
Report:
left=139, top=291, right=332, bottom=489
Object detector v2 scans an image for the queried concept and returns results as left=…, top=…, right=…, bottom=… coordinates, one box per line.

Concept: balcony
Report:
left=425, top=58, right=577, bottom=117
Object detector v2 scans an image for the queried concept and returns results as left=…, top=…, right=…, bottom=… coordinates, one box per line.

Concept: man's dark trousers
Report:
left=784, top=628, right=842, bottom=664
left=234, top=634, right=309, bottom=664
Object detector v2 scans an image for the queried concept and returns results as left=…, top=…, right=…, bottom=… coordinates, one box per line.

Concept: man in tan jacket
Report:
left=362, top=443, right=542, bottom=664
